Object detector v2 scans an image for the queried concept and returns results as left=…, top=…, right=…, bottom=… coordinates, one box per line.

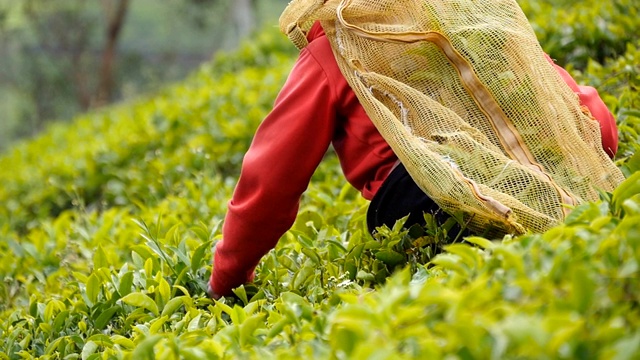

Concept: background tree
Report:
left=96, top=0, right=130, bottom=107
left=0, top=0, right=286, bottom=151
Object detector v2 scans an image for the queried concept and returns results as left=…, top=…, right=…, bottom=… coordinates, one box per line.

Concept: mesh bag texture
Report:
left=280, top=0, right=624, bottom=234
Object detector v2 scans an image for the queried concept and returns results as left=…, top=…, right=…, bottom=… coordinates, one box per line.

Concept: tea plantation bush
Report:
left=520, top=0, right=639, bottom=69
left=1, top=1, right=639, bottom=358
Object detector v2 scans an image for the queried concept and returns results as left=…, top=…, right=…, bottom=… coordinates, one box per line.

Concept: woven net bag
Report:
left=280, top=0, right=624, bottom=234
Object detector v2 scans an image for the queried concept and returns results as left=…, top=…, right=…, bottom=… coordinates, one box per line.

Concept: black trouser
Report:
left=366, top=162, right=462, bottom=235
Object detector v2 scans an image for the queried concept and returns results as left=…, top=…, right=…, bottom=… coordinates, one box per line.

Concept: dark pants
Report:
left=366, top=162, right=462, bottom=235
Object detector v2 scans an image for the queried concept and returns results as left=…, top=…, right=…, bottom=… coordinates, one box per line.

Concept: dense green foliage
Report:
left=520, top=0, right=639, bottom=69
left=1, top=1, right=639, bottom=358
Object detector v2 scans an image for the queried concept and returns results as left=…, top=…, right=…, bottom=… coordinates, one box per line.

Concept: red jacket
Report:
left=209, top=23, right=618, bottom=296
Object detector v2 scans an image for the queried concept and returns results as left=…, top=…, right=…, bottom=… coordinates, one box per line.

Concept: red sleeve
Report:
left=545, top=55, right=618, bottom=158
left=209, top=48, right=338, bottom=296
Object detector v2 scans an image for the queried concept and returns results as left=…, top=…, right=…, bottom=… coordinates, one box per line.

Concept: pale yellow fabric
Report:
left=280, top=0, right=624, bottom=235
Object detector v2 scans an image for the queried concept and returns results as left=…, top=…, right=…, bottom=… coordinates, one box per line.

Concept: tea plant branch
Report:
left=132, top=218, right=179, bottom=278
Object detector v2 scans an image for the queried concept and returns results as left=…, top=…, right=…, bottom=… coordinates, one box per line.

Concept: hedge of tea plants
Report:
left=1, top=0, right=639, bottom=358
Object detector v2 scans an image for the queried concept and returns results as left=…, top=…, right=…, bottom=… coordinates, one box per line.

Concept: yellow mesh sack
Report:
left=280, top=0, right=624, bottom=234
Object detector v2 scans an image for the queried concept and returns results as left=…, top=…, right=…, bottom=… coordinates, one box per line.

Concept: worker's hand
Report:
left=206, top=282, right=222, bottom=300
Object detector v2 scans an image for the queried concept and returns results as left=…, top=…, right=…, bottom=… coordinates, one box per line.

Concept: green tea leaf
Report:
left=86, top=273, right=101, bottom=305
left=94, top=245, right=109, bottom=270
left=612, top=172, right=640, bottom=214
left=161, top=296, right=186, bottom=317
left=86, top=334, right=114, bottom=346
left=94, top=306, right=121, bottom=330
left=301, top=247, right=322, bottom=265
left=144, top=258, right=154, bottom=278
left=120, top=292, right=159, bottom=316
left=52, top=310, right=69, bottom=333
left=81, top=341, right=98, bottom=360
left=232, top=285, right=249, bottom=306
left=118, top=271, right=134, bottom=297
left=375, top=250, right=406, bottom=267
left=149, top=315, right=169, bottom=334
left=111, top=335, right=135, bottom=350
left=464, top=236, right=495, bottom=249
left=191, top=241, right=211, bottom=273
left=44, top=337, right=65, bottom=356
left=431, top=254, right=467, bottom=275
left=131, top=335, right=162, bottom=360
left=239, top=314, right=266, bottom=346
left=157, top=276, right=171, bottom=308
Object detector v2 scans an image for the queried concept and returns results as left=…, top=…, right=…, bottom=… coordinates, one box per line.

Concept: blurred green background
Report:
left=1, top=0, right=638, bottom=153
left=0, top=0, right=289, bottom=151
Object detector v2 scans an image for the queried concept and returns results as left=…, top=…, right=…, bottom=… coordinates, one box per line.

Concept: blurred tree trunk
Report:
left=17, top=0, right=130, bottom=115
left=95, top=0, right=130, bottom=107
